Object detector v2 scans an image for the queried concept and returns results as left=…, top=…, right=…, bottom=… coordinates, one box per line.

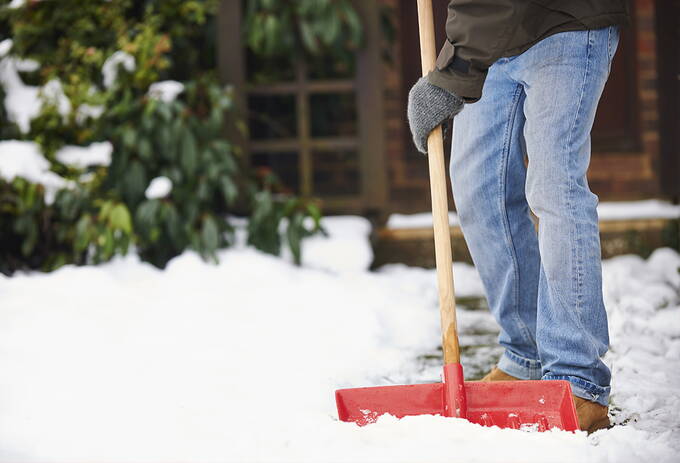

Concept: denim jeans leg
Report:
left=450, top=61, right=542, bottom=380
left=508, top=27, right=619, bottom=406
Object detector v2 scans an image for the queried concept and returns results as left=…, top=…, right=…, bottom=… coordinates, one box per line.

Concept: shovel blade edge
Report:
left=336, top=380, right=578, bottom=431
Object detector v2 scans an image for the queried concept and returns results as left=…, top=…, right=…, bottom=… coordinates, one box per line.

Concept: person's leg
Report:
left=508, top=26, right=620, bottom=406
left=450, top=61, right=542, bottom=380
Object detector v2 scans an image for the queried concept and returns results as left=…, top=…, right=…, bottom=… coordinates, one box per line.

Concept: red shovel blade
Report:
left=336, top=378, right=578, bottom=431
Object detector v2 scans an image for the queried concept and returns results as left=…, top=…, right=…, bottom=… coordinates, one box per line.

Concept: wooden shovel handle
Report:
left=416, top=0, right=460, bottom=365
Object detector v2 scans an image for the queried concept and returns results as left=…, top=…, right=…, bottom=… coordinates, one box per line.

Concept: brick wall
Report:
left=588, top=0, right=661, bottom=199
left=380, top=0, right=664, bottom=217
left=380, top=0, right=437, bottom=215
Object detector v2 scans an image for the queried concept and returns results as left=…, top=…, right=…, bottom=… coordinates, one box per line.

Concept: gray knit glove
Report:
left=407, top=77, right=464, bottom=154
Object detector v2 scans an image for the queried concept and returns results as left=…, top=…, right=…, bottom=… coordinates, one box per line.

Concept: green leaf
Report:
left=74, top=215, right=91, bottom=253
left=101, top=227, right=115, bottom=260
left=138, top=137, right=153, bottom=161
left=124, top=161, right=147, bottom=202
left=299, top=20, right=319, bottom=54
left=201, top=215, right=220, bottom=256
left=220, top=176, right=238, bottom=206
left=135, top=200, right=160, bottom=229
left=109, top=204, right=132, bottom=234
left=286, top=212, right=305, bottom=265
left=21, top=220, right=38, bottom=256
left=122, top=126, right=137, bottom=149
left=180, top=130, right=198, bottom=176
left=99, top=200, right=115, bottom=221
left=306, top=203, right=322, bottom=223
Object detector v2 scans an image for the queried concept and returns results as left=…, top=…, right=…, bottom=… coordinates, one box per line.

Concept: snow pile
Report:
left=601, top=249, right=680, bottom=450
left=55, top=141, right=113, bottom=168
left=0, top=140, right=72, bottom=203
left=300, top=216, right=374, bottom=272
left=0, top=218, right=678, bottom=462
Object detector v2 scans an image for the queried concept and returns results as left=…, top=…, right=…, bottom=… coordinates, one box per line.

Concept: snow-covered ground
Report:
left=387, top=200, right=680, bottom=229
left=0, top=217, right=678, bottom=463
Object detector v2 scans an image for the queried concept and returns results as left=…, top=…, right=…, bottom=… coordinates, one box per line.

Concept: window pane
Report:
left=312, top=150, right=360, bottom=197
left=251, top=152, right=300, bottom=194
left=310, top=93, right=357, bottom=137
left=246, top=50, right=296, bottom=84
left=248, top=95, right=297, bottom=140
left=307, top=54, right=356, bottom=80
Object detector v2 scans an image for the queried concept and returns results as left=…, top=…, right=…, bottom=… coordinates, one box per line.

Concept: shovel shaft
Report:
left=416, top=0, right=460, bottom=365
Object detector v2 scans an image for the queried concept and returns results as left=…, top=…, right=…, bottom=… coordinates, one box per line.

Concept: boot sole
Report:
left=585, top=416, right=612, bottom=434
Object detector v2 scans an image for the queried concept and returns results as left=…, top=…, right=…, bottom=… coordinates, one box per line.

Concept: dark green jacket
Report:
left=428, top=0, right=630, bottom=102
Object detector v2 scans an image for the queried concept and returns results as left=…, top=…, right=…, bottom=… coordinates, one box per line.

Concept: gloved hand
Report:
left=407, top=77, right=464, bottom=154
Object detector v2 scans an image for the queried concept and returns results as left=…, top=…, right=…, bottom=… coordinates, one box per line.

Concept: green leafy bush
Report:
left=0, top=0, right=323, bottom=275
left=243, top=0, right=362, bottom=59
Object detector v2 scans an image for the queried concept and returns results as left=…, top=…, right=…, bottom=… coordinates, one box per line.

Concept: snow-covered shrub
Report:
left=0, top=0, right=322, bottom=274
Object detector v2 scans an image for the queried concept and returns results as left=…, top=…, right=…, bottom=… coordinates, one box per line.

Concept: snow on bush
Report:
left=0, top=39, right=42, bottom=133
left=144, top=176, right=173, bottom=199
left=102, top=51, right=136, bottom=89
left=147, top=80, right=184, bottom=103
left=55, top=141, right=113, bottom=168
left=40, top=79, right=71, bottom=119
left=75, top=103, right=105, bottom=125
left=0, top=140, right=72, bottom=203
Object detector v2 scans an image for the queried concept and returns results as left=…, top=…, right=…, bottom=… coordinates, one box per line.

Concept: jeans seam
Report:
left=498, top=83, right=536, bottom=349
left=563, top=30, right=593, bottom=315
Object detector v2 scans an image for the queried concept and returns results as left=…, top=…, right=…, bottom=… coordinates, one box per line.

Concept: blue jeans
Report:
left=450, top=27, right=619, bottom=406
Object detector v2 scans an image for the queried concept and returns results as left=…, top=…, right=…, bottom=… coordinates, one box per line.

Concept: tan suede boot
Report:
left=480, top=367, right=522, bottom=382
left=573, top=396, right=610, bottom=433
left=481, top=368, right=610, bottom=433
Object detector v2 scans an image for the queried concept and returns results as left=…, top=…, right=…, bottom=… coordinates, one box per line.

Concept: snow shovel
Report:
left=335, top=0, right=579, bottom=431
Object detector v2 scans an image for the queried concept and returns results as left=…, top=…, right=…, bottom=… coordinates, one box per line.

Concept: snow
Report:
left=597, top=200, right=680, bottom=221
left=0, top=40, right=42, bottom=133
left=75, top=103, right=105, bottom=125
left=102, top=51, right=135, bottom=89
left=144, top=176, right=172, bottom=199
left=6, top=0, right=26, bottom=8
left=55, top=141, right=112, bottom=168
left=40, top=79, right=71, bottom=118
left=387, top=211, right=460, bottom=229
left=0, top=140, right=72, bottom=203
left=0, top=39, right=12, bottom=57
left=147, top=80, right=184, bottom=103
left=0, top=218, right=678, bottom=462
left=387, top=200, right=680, bottom=229
left=300, top=215, right=373, bottom=272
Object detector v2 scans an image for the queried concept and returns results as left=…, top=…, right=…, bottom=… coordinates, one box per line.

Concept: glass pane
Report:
left=248, top=95, right=297, bottom=140
left=307, top=53, right=356, bottom=80
left=250, top=152, right=300, bottom=194
left=246, top=50, right=296, bottom=84
left=310, top=93, right=357, bottom=137
left=312, top=150, right=360, bottom=197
